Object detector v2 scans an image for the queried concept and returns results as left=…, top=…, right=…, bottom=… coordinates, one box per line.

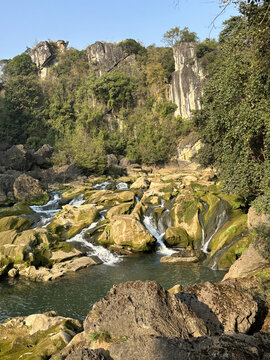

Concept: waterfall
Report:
left=143, top=213, right=176, bottom=256
left=67, top=221, right=122, bottom=266
left=116, top=181, right=128, bottom=190
left=93, top=181, right=111, bottom=190
left=30, top=191, right=62, bottom=228
left=201, top=209, right=228, bottom=254
left=69, top=193, right=85, bottom=206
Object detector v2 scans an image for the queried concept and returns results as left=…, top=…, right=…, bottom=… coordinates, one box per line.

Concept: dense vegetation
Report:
left=194, top=0, right=270, bottom=205
left=0, top=40, right=179, bottom=173
left=0, top=1, right=269, bottom=208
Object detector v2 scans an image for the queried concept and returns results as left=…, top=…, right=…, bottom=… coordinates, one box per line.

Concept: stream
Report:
left=0, top=181, right=227, bottom=323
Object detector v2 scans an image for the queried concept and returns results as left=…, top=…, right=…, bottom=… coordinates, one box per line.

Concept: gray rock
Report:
left=119, top=157, right=131, bottom=168
left=107, top=154, right=118, bottom=166
left=66, top=348, right=113, bottom=360
left=0, top=174, right=15, bottom=203
left=13, top=174, right=46, bottom=202
left=30, top=41, right=53, bottom=69
left=184, top=280, right=258, bottom=334
left=4, top=144, right=35, bottom=171
left=84, top=280, right=207, bottom=340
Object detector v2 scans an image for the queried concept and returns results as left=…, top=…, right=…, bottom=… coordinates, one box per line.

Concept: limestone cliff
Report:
left=169, top=43, right=204, bottom=119
left=86, top=41, right=135, bottom=77
left=30, top=40, right=68, bottom=78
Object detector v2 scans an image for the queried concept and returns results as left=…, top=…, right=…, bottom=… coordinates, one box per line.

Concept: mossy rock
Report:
left=218, top=236, right=252, bottom=270
left=219, top=193, right=245, bottom=210
left=0, top=202, right=34, bottom=217
left=106, top=202, right=134, bottom=219
left=209, top=210, right=248, bottom=257
left=131, top=201, right=147, bottom=221
left=164, top=226, right=190, bottom=248
left=201, top=192, right=220, bottom=226
left=0, top=314, right=82, bottom=360
left=85, top=190, right=135, bottom=207
left=48, top=204, right=100, bottom=240
left=0, top=216, right=32, bottom=232
left=97, top=215, right=156, bottom=252
left=27, top=193, right=50, bottom=206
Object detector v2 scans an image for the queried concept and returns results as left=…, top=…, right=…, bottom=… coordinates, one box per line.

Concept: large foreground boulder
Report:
left=84, top=280, right=207, bottom=339
left=183, top=280, right=258, bottom=334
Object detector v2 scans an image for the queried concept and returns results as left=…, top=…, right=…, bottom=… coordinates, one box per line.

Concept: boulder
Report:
left=161, top=250, right=205, bottom=264
left=0, top=312, right=82, bottom=360
left=0, top=173, right=15, bottom=203
left=184, top=280, right=258, bottom=334
left=84, top=280, right=207, bottom=340
left=65, top=348, right=113, bottom=360
left=4, top=144, right=35, bottom=171
left=86, top=190, right=135, bottom=207
left=130, top=177, right=150, bottom=190
left=105, top=202, right=133, bottom=219
left=33, top=144, right=54, bottom=168
left=107, top=154, right=118, bottom=166
left=248, top=206, right=270, bottom=229
left=223, top=244, right=269, bottom=280
left=0, top=216, right=32, bottom=232
left=49, top=204, right=99, bottom=239
left=97, top=215, right=156, bottom=252
left=13, top=174, right=47, bottom=203
left=53, top=164, right=83, bottom=183
left=164, top=226, right=190, bottom=248
left=108, top=333, right=270, bottom=360
left=119, top=157, right=131, bottom=168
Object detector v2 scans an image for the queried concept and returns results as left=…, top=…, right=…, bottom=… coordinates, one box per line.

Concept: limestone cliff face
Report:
left=169, top=43, right=204, bottom=119
left=86, top=41, right=135, bottom=77
left=30, top=40, right=68, bottom=78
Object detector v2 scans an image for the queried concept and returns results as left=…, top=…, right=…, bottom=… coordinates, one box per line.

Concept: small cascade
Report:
left=69, top=194, right=85, bottom=206
left=116, top=182, right=128, bottom=190
left=67, top=221, right=121, bottom=266
left=93, top=181, right=111, bottom=190
left=202, top=210, right=227, bottom=254
left=30, top=191, right=62, bottom=228
left=143, top=213, right=175, bottom=256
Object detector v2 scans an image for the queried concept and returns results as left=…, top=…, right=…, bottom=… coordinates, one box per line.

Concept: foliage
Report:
left=194, top=2, right=270, bottom=198
left=1, top=53, right=37, bottom=79
left=195, top=38, right=218, bottom=74
left=162, top=26, right=199, bottom=47
left=90, top=72, right=135, bottom=111
left=118, top=39, right=147, bottom=57
left=252, top=196, right=270, bottom=215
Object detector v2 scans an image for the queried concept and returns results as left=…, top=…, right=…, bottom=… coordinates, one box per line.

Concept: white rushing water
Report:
left=30, top=192, right=62, bottom=228
left=69, top=194, right=85, bottom=206
left=67, top=221, right=122, bottom=266
left=93, top=181, right=111, bottom=190
left=202, top=210, right=227, bottom=254
left=116, top=182, right=128, bottom=190
left=143, top=214, right=176, bottom=256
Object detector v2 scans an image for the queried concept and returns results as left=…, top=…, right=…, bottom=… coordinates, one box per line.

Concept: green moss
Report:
left=27, top=193, right=50, bottom=206
left=177, top=199, right=201, bottom=224
left=219, top=193, right=245, bottom=210
left=201, top=193, right=220, bottom=226
left=218, top=235, right=251, bottom=269
left=0, top=216, right=32, bottom=232
left=209, top=210, right=248, bottom=256
left=0, top=203, right=34, bottom=216
left=52, top=241, right=76, bottom=253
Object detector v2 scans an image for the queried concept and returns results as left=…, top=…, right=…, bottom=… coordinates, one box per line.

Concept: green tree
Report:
left=162, top=26, right=198, bottom=47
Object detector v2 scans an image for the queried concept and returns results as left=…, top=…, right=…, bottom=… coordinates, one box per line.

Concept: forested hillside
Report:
left=0, top=0, right=269, bottom=209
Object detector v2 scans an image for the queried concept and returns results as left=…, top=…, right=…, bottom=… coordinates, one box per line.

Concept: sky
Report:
left=0, top=0, right=239, bottom=60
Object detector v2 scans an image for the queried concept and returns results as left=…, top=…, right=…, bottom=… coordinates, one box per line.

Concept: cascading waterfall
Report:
left=67, top=220, right=122, bottom=266
left=143, top=210, right=175, bottom=256
left=30, top=191, right=62, bottom=228
left=69, top=193, right=85, bottom=206
left=201, top=210, right=227, bottom=254
left=93, top=181, right=111, bottom=190
left=116, top=182, right=128, bottom=190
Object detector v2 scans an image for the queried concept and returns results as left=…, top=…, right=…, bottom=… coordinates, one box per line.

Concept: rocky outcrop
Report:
left=86, top=42, right=135, bottom=77
left=13, top=173, right=47, bottom=202
left=0, top=311, right=81, bottom=360
left=0, top=173, right=15, bottom=203
left=223, top=244, right=269, bottom=280
left=48, top=204, right=99, bottom=239
left=30, top=40, right=68, bottom=78
left=84, top=281, right=207, bottom=339
left=248, top=206, right=270, bottom=229
left=96, top=215, right=156, bottom=252
left=184, top=280, right=258, bottom=334
left=169, top=42, right=204, bottom=119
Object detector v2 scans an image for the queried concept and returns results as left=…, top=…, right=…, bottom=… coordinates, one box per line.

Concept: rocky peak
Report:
left=86, top=41, right=134, bottom=76
left=30, top=40, right=68, bottom=78
left=169, top=42, right=204, bottom=119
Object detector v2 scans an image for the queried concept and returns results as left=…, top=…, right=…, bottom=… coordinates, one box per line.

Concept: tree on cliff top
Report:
left=162, top=26, right=199, bottom=47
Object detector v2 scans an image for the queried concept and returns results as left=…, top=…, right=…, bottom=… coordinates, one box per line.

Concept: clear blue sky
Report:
left=0, top=0, right=239, bottom=60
